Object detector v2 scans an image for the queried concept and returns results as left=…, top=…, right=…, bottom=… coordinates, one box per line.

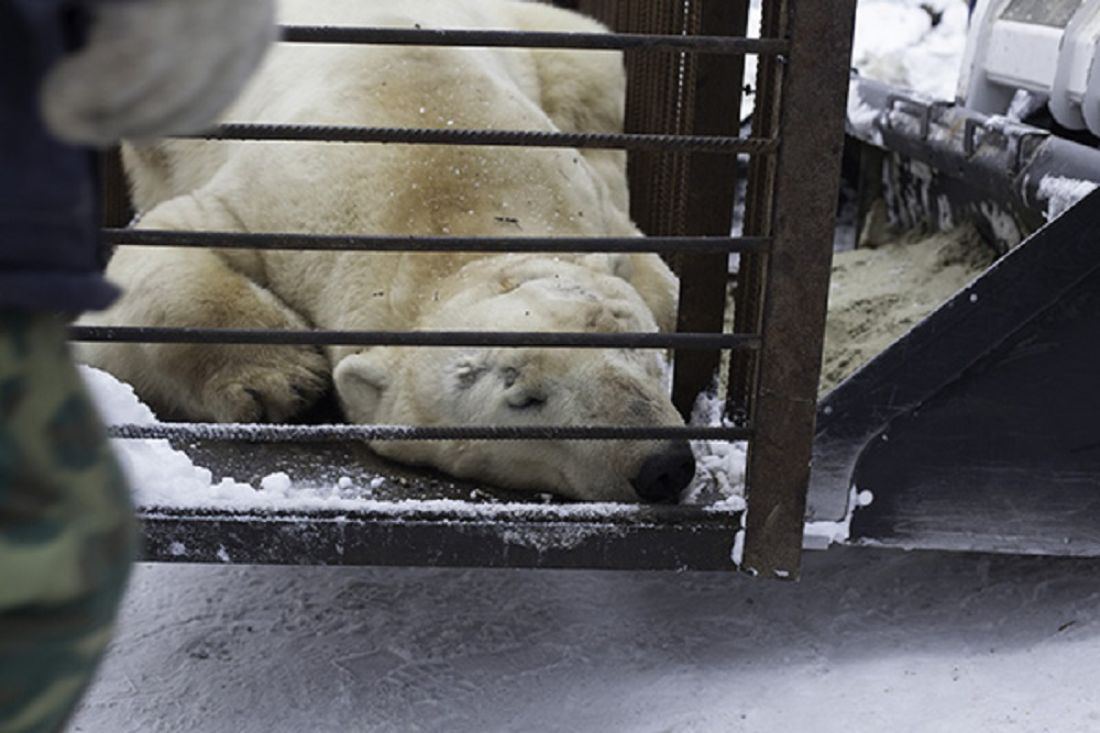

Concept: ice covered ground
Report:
left=73, top=550, right=1100, bottom=732
left=73, top=3, right=1100, bottom=731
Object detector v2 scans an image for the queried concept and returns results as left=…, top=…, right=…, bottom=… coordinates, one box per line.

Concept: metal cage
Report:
left=88, top=0, right=856, bottom=578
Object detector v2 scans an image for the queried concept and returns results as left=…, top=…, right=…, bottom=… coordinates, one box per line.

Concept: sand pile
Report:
left=819, top=223, right=997, bottom=393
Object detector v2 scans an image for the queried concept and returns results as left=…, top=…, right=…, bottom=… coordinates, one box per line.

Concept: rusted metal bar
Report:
left=180, top=124, right=776, bottom=154
left=279, top=25, right=789, bottom=55
left=670, top=0, right=750, bottom=419
left=138, top=504, right=742, bottom=570
left=729, top=0, right=785, bottom=415
left=102, top=229, right=772, bottom=254
left=741, top=0, right=857, bottom=579
left=107, top=423, right=753, bottom=442
left=70, top=325, right=760, bottom=350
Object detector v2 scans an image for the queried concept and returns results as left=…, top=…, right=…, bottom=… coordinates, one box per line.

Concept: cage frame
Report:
left=92, top=0, right=857, bottom=578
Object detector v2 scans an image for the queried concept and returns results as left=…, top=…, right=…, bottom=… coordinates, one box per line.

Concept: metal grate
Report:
left=92, top=0, right=856, bottom=577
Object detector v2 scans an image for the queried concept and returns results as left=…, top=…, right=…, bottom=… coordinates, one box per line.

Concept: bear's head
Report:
left=333, top=254, right=696, bottom=502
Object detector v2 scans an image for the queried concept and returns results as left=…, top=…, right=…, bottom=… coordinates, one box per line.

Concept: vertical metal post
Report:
left=669, top=0, right=749, bottom=418
left=728, top=1, right=784, bottom=415
left=740, top=0, right=857, bottom=579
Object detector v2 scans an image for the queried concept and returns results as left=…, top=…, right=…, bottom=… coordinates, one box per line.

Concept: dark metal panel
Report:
left=138, top=505, right=741, bottom=570
left=741, top=0, right=858, bottom=579
left=810, top=188, right=1100, bottom=528
left=100, top=147, right=132, bottom=228
left=670, top=0, right=750, bottom=419
left=850, top=266, right=1100, bottom=556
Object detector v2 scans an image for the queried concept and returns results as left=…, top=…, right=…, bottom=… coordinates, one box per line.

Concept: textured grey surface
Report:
left=73, top=548, right=1100, bottom=732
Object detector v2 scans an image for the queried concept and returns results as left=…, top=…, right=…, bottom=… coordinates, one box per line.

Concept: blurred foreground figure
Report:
left=0, top=1, right=274, bottom=729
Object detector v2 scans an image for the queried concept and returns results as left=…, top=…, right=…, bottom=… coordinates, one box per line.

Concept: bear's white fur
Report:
left=78, top=0, right=693, bottom=501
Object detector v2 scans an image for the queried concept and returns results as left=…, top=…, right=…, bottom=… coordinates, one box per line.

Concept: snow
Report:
left=684, top=389, right=747, bottom=510
left=746, top=0, right=969, bottom=120
left=258, top=471, right=291, bottom=493
left=80, top=366, right=260, bottom=507
left=1037, top=175, right=1099, bottom=221
left=1007, top=89, right=1049, bottom=121
left=80, top=366, right=749, bottom=515
left=852, top=0, right=970, bottom=101
left=846, top=78, right=885, bottom=146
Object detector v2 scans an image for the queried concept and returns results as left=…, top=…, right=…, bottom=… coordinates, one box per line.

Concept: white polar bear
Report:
left=78, top=0, right=696, bottom=502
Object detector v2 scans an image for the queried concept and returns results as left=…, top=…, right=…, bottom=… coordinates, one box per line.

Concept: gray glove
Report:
left=41, top=0, right=277, bottom=146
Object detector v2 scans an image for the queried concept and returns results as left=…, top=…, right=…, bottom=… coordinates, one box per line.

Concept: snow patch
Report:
left=852, top=0, right=969, bottom=101
left=82, top=365, right=746, bottom=514
left=80, top=366, right=258, bottom=507
left=80, top=366, right=394, bottom=511
left=1037, top=175, right=1098, bottom=221
left=846, top=78, right=884, bottom=147
left=977, top=201, right=1024, bottom=249
left=802, top=487, right=868, bottom=551
left=1006, top=89, right=1049, bottom=122
left=260, top=471, right=292, bottom=494
left=684, top=388, right=746, bottom=507
left=745, top=0, right=967, bottom=119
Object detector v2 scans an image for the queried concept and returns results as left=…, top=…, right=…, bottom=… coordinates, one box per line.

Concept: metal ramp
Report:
left=817, top=195, right=1100, bottom=556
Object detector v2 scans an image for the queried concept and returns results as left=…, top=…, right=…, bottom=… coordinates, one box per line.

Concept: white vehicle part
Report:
left=1053, top=3, right=1100, bottom=132
left=959, top=0, right=1100, bottom=137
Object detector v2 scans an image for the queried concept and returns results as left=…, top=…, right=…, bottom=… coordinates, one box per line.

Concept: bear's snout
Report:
left=630, top=441, right=696, bottom=503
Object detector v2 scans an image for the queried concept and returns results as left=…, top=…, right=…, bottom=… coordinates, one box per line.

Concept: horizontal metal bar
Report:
left=180, top=124, right=776, bottom=154
left=279, top=25, right=789, bottom=55
left=69, top=326, right=760, bottom=350
left=102, top=229, right=773, bottom=254
left=108, top=422, right=753, bottom=442
left=138, top=505, right=742, bottom=569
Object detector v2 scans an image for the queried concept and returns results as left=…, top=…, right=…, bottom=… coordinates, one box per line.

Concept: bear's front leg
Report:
left=77, top=244, right=330, bottom=423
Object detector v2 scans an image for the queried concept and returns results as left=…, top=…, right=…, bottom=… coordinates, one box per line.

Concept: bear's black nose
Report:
left=630, top=442, right=696, bottom=503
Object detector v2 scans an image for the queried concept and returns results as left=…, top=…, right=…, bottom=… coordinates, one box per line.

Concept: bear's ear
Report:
left=333, top=350, right=391, bottom=424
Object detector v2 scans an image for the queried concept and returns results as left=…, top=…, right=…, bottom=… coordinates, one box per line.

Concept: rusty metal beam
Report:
left=139, top=504, right=741, bottom=570
left=670, top=0, right=749, bottom=418
left=740, top=0, right=857, bottom=579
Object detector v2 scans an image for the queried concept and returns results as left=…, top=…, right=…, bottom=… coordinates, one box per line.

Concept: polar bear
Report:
left=78, top=0, right=696, bottom=502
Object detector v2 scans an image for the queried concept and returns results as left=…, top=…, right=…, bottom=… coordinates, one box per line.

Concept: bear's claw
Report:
left=200, top=346, right=330, bottom=423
